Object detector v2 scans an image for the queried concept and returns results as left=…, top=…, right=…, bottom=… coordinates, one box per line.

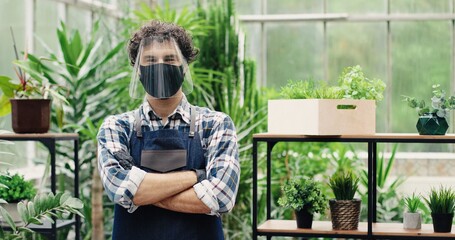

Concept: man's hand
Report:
left=154, top=188, right=211, bottom=214
left=133, top=170, right=197, bottom=206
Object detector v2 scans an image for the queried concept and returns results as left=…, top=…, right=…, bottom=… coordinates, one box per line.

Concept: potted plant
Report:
left=424, top=186, right=455, bottom=233
left=0, top=38, right=67, bottom=133
left=403, top=84, right=455, bottom=135
left=328, top=169, right=361, bottom=230
left=403, top=192, right=422, bottom=229
left=278, top=177, right=327, bottom=229
left=0, top=172, right=37, bottom=223
left=268, top=65, right=386, bottom=135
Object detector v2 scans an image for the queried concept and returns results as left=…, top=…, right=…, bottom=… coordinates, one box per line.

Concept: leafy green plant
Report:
left=278, top=178, right=327, bottom=214
left=328, top=170, right=359, bottom=200
left=0, top=192, right=84, bottom=239
left=424, top=186, right=455, bottom=214
left=280, top=80, right=343, bottom=99
left=402, top=84, right=455, bottom=118
left=0, top=172, right=36, bottom=203
left=404, top=193, right=422, bottom=213
left=280, top=65, right=386, bottom=102
left=338, top=65, right=386, bottom=102
left=359, top=144, right=406, bottom=222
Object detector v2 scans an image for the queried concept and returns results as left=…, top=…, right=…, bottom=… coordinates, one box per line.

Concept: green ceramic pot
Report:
left=416, top=114, right=448, bottom=135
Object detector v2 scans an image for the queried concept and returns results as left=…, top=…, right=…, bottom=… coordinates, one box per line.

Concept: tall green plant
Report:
left=360, top=144, right=406, bottom=221
left=25, top=21, right=129, bottom=239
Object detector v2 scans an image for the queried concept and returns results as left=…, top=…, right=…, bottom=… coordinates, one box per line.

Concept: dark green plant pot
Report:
left=295, top=207, right=313, bottom=229
left=416, top=114, right=448, bottom=135
left=431, top=212, right=454, bottom=233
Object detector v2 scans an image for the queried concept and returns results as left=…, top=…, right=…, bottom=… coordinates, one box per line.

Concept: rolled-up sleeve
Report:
left=97, top=115, right=146, bottom=213
left=193, top=114, right=240, bottom=215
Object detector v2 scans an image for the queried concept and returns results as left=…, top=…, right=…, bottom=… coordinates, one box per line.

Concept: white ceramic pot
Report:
left=403, top=212, right=422, bottom=229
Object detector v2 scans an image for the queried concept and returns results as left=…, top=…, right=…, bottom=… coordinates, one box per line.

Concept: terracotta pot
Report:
left=10, top=99, right=51, bottom=134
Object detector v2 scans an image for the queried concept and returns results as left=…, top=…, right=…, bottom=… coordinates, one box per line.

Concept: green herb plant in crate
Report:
left=328, top=169, right=361, bottom=230
left=278, top=178, right=327, bottom=229
left=269, top=65, right=385, bottom=135
left=403, top=192, right=422, bottom=229
left=424, top=186, right=455, bottom=233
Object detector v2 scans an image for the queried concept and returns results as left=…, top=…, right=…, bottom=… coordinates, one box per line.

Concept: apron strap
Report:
left=189, top=106, right=196, bottom=138
left=134, top=109, right=143, bottom=138
left=135, top=107, right=197, bottom=138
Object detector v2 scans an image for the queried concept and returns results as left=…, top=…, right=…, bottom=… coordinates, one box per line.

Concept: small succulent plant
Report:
left=403, top=84, right=455, bottom=118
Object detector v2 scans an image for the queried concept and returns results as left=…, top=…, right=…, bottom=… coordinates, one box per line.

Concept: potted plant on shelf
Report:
left=402, top=84, right=455, bottom=135
left=268, top=65, right=386, bottom=135
left=424, top=186, right=455, bottom=233
left=0, top=172, right=37, bottom=224
left=0, top=32, right=67, bottom=134
left=278, top=177, right=327, bottom=229
left=403, top=192, right=422, bottom=229
left=328, top=169, right=361, bottom=230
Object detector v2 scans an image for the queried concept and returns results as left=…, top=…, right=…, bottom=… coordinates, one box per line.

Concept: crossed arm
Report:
left=133, top=171, right=211, bottom=214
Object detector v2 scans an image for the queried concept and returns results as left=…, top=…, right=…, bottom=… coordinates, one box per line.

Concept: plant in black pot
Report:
left=403, top=192, right=423, bottom=230
left=403, top=84, right=455, bottom=135
left=328, top=169, right=361, bottom=230
left=424, top=186, right=455, bottom=233
left=278, top=178, right=327, bottom=229
left=0, top=172, right=36, bottom=224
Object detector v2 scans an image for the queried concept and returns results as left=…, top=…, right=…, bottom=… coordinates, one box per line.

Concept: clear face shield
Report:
left=129, top=37, right=193, bottom=99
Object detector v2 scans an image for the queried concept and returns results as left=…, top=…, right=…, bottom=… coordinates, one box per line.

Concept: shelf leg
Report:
left=253, top=140, right=258, bottom=240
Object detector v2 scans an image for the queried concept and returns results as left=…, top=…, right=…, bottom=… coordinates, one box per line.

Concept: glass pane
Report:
left=327, top=22, right=387, bottom=132
left=327, top=0, right=386, bottom=14
left=266, top=22, right=324, bottom=89
left=391, top=0, right=451, bottom=13
left=0, top=0, right=26, bottom=78
left=237, top=0, right=262, bottom=15
left=67, top=5, right=91, bottom=35
left=35, top=0, right=59, bottom=56
left=241, top=23, right=263, bottom=84
left=392, top=21, right=452, bottom=151
left=267, top=0, right=323, bottom=14
left=0, top=0, right=30, bottom=169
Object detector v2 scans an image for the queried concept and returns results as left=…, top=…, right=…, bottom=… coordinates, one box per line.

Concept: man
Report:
left=97, top=20, right=240, bottom=240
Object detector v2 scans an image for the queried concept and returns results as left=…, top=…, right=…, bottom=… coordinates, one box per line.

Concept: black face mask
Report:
left=139, top=63, right=184, bottom=98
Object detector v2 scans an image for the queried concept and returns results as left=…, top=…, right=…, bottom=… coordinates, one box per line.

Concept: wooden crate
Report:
left=267, top=99, right=376, bottom=135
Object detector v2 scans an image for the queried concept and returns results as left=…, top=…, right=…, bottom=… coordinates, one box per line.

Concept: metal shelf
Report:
left=252, top=133, right=455, bottom=240
left=0, top=133, right=80, bottom=240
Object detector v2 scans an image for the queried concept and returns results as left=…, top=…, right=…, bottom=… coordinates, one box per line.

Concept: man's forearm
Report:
left=133, top=170, right=197, bottom=206
left=154, top=188, right=211, bottom=214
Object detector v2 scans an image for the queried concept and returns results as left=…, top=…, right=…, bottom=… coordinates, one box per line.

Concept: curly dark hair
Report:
left=128, top=20, right=199, bottom=66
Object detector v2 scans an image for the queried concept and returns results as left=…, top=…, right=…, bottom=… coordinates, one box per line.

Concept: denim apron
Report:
left=112, top=107, right=223, bottom=240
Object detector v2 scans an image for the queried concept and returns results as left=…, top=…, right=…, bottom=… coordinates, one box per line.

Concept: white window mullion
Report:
left=25, top=0, right=36, bottom=168
left=25, top=0, right=35, bottom=53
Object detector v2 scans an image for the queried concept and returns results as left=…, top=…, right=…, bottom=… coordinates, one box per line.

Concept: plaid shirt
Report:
left=97, top=95, right=240, bottom=216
